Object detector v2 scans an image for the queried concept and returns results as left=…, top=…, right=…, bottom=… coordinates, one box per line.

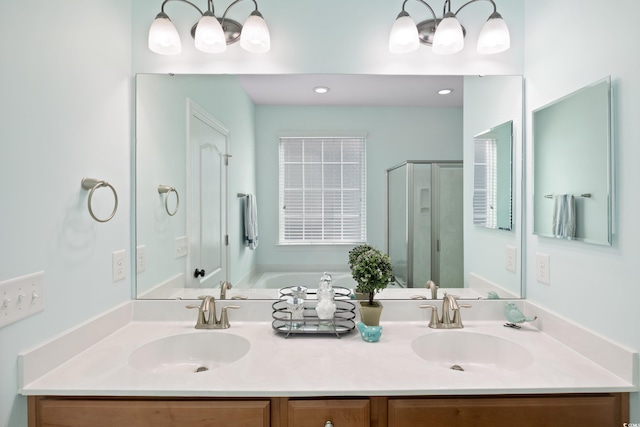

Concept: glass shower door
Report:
left=387, top=165, right=407, bottom=286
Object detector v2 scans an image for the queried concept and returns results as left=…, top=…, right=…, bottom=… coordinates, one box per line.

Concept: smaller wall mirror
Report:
left=473, top=120, right=513, bottom=230
left=533, top=76, right=612, bottom=245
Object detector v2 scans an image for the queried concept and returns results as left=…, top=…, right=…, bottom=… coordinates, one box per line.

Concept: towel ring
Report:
left=81, top=177, right=118, bottom=223
left=158, top=185, right=179, bottom=216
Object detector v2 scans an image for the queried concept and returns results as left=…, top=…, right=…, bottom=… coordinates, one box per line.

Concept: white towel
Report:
left=552, top=194, right=576, bottom=239
left=243, top=194, right=258, bottom=250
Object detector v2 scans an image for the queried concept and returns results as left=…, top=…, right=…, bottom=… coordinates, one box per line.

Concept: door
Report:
left=187, top=99, right=228, bottom=288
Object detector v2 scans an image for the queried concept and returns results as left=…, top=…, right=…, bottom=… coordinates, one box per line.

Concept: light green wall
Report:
left=136, top=74, right=257, bottom=290
left=254, top=106, right=463, bottom=268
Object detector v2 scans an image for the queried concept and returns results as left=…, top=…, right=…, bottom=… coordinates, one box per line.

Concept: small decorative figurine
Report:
left=504, top=302, right=537, bottom=329
left=357, top=321, right=383, bottom=342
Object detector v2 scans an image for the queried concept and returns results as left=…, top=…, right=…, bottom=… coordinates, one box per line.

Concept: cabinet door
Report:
left=388, top=395, right=625, bottom=427
left=287, top=399, right=370, bottom=427
left=33, top=398, right=270, bottom=427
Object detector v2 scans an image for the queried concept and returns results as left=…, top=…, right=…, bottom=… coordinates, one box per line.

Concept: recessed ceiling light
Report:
left=314, top=86, right=329, bottom=94
left=438, top=88, right=453, bottom=95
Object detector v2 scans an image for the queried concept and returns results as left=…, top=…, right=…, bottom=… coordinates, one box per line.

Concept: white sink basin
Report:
left=129, top=332, right=250, bottom=374
left=411, top=331, right=533, bottom=372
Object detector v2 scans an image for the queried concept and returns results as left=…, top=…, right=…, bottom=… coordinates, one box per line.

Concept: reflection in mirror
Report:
left=473, top=120, right=513, bottom=231
left=533, top=76, right=612, bottom=245
left=387, top=162, right=463, bottom=289
left=135, top=74, right=523, bottom=300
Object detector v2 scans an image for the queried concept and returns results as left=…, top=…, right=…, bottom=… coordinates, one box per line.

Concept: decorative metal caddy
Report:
left=272, top=286, right=356, bottom=338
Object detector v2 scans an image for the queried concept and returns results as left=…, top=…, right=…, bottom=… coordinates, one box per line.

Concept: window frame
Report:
left=277, top=132, right=367, bottom=246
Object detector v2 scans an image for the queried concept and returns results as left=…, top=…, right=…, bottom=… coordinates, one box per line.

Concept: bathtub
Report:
left=249, top=271, right=357, bottom=289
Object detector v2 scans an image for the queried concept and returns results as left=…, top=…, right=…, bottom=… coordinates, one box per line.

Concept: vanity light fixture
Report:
left=389, top=0, right=510, bottom=55
left=149, top=0, right=270, bottom=55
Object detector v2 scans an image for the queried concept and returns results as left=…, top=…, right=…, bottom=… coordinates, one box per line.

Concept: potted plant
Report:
left=348, top=244, right=393, bottom=326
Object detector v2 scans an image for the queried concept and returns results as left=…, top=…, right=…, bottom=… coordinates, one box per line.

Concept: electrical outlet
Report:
left=0, top=272, right=45, bottom=328
left=112, top=250, right=126, bottom=282
left=505, top=245, right=517, bottom=273
left=136, top=245, right=146, bottom=274
left=536, top=253, right=550, bottom=285
left=175, top=236, right=188, bottom=259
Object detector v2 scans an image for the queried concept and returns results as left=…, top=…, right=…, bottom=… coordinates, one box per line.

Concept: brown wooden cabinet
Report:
left=28, top=393, right=629, bottom=427
left=386, top=394, right=630, bottom=427
left=285, top=399, right=370, bottom=427
left=28, top=397, right=272, bottom=427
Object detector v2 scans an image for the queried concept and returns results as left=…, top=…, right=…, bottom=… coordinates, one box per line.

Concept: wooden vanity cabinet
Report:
left=29, top=393, right=629, bottom=427
left=385, top=394, right=630, bottom=427
left=283, top=398, right=370, bottom=427
left=28, top=397, right=272, bottom=427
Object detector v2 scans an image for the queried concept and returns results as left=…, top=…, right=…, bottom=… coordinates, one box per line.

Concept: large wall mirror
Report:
left=533, top=76, right=612, bottom=245
left=135, top=74, right=524, bottom=300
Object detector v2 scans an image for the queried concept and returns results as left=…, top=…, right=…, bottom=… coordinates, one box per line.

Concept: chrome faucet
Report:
left=220, top=281, right=232, bottom=300
left=186, top=295, right=240, bottom=329
left=419, top=292, right=471, bottom=329
left=410, top=280, right=440, bottom=301
left=426, top=280, right=439, bottom=300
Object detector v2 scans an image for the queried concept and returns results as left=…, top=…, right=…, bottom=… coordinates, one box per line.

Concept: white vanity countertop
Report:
left=18, top=300, right=637, bottom=397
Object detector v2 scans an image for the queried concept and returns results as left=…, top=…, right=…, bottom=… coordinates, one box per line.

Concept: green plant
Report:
left=349, top=245, right=393, bottom=306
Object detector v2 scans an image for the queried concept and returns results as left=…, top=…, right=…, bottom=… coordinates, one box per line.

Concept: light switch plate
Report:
left=0, top=272, right=45, bottom=328
left=175, top=236, right=188, bottom=259
left=536, top=253, right=551, bottom=285
left=505, top=245, right=517, bottom=273
left=136, top=245, right=146, bottom=274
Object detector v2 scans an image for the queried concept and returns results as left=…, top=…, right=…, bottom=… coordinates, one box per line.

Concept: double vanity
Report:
left=20, top=298, right=635, bottom=426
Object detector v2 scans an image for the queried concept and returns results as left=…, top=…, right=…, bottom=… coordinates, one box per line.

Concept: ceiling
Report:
left=236, top=74, right=464, bottom=108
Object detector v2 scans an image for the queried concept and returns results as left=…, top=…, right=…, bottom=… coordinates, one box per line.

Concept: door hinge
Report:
left=223, top=154, right=232, bottom=166
left=225, top=235, right=229, bottom=246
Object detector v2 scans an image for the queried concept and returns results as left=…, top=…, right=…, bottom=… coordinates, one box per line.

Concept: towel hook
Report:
left=81, top=177, right=118, bottom=223
left=158, top=185, right=180, bottom=216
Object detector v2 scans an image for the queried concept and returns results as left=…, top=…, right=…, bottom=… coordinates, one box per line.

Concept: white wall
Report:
left=0, top=1, right=133, bottom=426
left=524, top=0, right=640, bottom=419
left=254, top=106, right=463, bottom=269
left=463, top=76, right=523, bottom=296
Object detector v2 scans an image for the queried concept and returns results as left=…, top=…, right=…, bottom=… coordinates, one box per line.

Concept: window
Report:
left=278, top=134, right=367, bottom=244
left=473, top=138, right=498, bottom=228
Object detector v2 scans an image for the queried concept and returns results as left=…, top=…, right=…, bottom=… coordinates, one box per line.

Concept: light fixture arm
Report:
left=400, top=0, right=438, bottom=24
left=159, top=0, right=205, bottom=17
left=452, top=0, right=497, bottom=17
left=221, top=0, right=259, bottom=23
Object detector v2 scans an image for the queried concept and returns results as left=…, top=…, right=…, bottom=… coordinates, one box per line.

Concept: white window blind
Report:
left=473, top=138, right=498, bottom=228
left=278, top=135, right=367, bottom=244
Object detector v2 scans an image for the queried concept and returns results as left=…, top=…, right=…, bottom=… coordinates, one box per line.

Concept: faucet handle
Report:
left=452, top=303, right=472, bottom=326
left=219, top=305, right=241, bottom=329
left=419, top=304, right=439, bottom=327
left=186, top=303, right=208, bottom=327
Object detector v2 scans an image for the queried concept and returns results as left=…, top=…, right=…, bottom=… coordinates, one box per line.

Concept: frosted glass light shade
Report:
left=240, top=12, right=270, bottom=53
left=432, top=13, right=464, bottom=55
left=148, top=13, right=181, bottom=55
left=195, top=13, right=227, bottom=53
left=477, top=13, right=510, bottom=54
left=389, top=13, right=419, bottom=54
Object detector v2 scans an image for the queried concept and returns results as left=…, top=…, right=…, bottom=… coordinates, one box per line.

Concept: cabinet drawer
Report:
left=388, top=395, right=625, bottom=427
left=32, top=398, right=271, bottom=427
left=287, top=399, right=370, bottom=427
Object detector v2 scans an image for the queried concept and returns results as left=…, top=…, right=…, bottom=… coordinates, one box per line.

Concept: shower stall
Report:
left=386, top=161, right=463, bottom=288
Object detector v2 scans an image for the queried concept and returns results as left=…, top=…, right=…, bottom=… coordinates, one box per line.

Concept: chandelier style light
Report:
left=389, top=0, right=510, bottom=55
left=149, top=0, right=270, bottom=55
